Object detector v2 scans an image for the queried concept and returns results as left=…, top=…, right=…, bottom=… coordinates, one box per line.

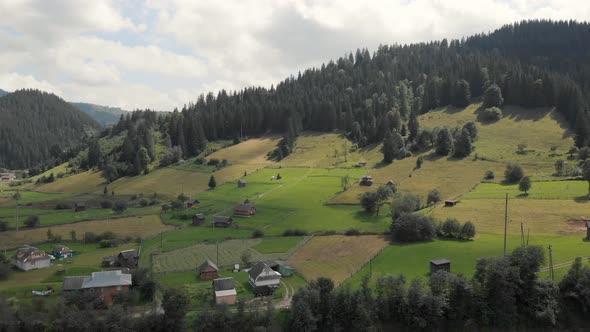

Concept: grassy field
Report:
left=0, top=190, right=69, bottom=206
left=287, top=235, right=388, bottom=285
left=152, top=238, right=291, bottom=273
left=462, top=180, right=588, bottom=200
left=35, top=171, right=105, bottom=194
left=0, top=215, right=173, bottom=249
left=346, top=233, right=590, bottom=287
left=252, top=236, right=305, bottom=254
left=206, top=137, right=280, bottom=165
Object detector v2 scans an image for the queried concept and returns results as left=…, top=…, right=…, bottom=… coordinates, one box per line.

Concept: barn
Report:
left=213, top=216, right=233, bottom=228
left=212, top=277, right=237, bottom=305
left=238, top=179, right=247, bottom=188
left=234, top=203, right=256, bottom=216
left=192, top=213, right=206, bottom=226
left=198, top=258, right=219, bottom=280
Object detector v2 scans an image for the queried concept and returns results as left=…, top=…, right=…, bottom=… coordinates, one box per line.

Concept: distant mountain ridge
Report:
left=0, top=89, right=127, bottom=126
left=0, top=89, right=101, bottom=169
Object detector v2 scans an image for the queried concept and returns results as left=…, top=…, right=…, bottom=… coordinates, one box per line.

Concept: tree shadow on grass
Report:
left=353, top=210, right=389, bottom=223
left=574, top=196, right=590, bottom=203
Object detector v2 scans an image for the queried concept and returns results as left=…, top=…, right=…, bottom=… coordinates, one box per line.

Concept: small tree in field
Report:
left=519, top=176, right=532, bottom=195
left=208, top=175, right=216, bottom=189
left=441, top=218, right=461, bottom=237
left=504, top=163, right=524, bottom=183
left=460, top=222, right=476, bottom=239
left=427, top=189, right=441, bottom=205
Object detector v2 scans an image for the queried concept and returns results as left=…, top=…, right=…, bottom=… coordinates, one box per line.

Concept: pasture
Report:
left=252, top=236, right=305, bottom=253
left=36, top=171, right=105, bottom=194
left=287, top=235, right=388, bottom=285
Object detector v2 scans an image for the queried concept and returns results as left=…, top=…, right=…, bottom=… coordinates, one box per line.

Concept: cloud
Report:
left=1, top=0, right=589, bottom=110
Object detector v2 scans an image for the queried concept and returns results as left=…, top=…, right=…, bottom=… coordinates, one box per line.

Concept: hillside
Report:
left=0, top=89, right=7, bottom=97
left=0, top=89, right=100, bottom=169
left=70, top=102, right=127, bottom=126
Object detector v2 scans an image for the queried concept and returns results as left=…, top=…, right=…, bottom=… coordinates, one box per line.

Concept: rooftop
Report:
left=81, top=270, right=132, bottom=288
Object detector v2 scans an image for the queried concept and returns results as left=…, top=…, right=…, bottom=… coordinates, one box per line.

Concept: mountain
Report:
left=70, top=102, right=127, bottom=126
left=0, top=89, right=8, bottom=97
left=0, top=89, right=101, bottom=169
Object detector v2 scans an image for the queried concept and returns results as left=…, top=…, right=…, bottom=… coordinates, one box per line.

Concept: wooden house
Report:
left=234, top=203, right=256, bottom=216
left=52, top=245, right=73, bottom=259
left=13, top=246, right=51, bottom=271
left=117, top=249, right=138, bottom=268
left=74, top=202, right=87, bottom=212
left=213, top=216, right=233, bottom=228
left=444, top=199, right=459, bottom=207
left=238, top=179, right=247, bottom=188
left=212, top=277, right=237, bottom=305
left=186, top=199, right=200, bottom=208
left=430, top=259, right=451, bottom=274
left=199, top=258, right=219, bottom=280
left=248, top=261, right=281, bottom=289
left=359, top=175, right=373, bottom=186
left=192, top=213, right=206, bottom=226
left=63, top=270, right=132, bottom=306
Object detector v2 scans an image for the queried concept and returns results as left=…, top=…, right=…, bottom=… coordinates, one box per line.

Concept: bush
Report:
left=391, top=193, right=421, bottom=219
left=55, top=203, right=72, bottom=210
left=25, top=215, right=40, bottom=228
left=207, top=159, right=220, bottom=166
left=519, top=176, right=532, bottom=194
left=427, top=189, right=442, bottom=205
left=139, top=199, right=149, bottom=207
left=252, top=230, right=264, bottom=238
left=84, top=232, right=99, bottom=243
left=344, top=228, right=361, bottom=236
left=99, top=239, right=112, bottom=248
left=100, top=200, right=113, bottom=209
left=112, top=200, right=128, bottom=213
left=504, top=163, right=524, bottom=183
left=0, top=220, right=7, bottom=232
left=390, top=213, right=437, bottom=242
left=481, top=107, right=502, bottom=122
left=283, top=229, right=308, bottom=236
left=484, top=170, right=495, bottom=180
left=460, top=222, right=476, bottom=239
left=441, top=218, right=461, bottom=237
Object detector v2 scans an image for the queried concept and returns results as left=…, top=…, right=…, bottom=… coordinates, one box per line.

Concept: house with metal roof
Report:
left=63, top=270, right=132, bottom=306
left=13, top=245, right=51, bottom=271
left=212, top=277, right=237, bottom=305
left=248, top=261, right=281, bottom=289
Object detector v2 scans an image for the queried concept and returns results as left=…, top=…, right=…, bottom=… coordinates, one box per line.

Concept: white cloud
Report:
left=0, top=0, right=589, bottom=110
left=0, top=73, right=63, bottom=95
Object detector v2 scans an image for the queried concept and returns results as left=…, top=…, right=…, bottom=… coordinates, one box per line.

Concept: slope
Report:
left=70, top=102, right=127, bottom=126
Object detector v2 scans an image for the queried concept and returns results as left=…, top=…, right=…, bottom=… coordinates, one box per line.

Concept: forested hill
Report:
left=70, top=102, right=127, bottom=126
left=0, top=89, right=100, bottom=169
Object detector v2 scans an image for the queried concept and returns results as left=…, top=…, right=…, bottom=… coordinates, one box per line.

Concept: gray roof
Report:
left=430, top=259, right=451, bottom=265
left=103, top=255, right=117, bottom=262
left=13, top=246, right=49, bottom=263
left=194, top=213, right=205, bottom=219
left=234, top=203, right=255, bottom=211
left=213, top=216, right=232, bottom=224
left=53, top=245, right=71, bottom=253
left=238, top=179, right=246, bottom=184
left=63, top=276, right=88, bottom=290
left=212, top=277, right=235, bottom=291
left=199, top=258, right=218, bottom=273
left=81, top=270, right=132, bottom=288
left=248, top=261, right=279, bottom=280
left=118, top=249, right=137, bottom=260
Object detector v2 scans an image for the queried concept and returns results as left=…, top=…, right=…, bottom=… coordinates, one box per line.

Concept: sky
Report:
left=0, top=0, right=588, bottom=111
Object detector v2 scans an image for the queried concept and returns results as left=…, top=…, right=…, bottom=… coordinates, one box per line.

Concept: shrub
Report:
left=139, top=199, right=149, bottom=207
left=460, top=222, right=476, bottom=239
left=391, top=193, right=421, bottom=219
left=99, top=240, right=112, bottom=248
left=25, top=215, right=40, bottom=228
left=112, top=200, right=128, bottom=213
left=484, top=170, right=495, bottom=180
left=344, top=228, right=361, bottom=236
left=427, top=189, right=442, bottom=205
left=441, top=218, right=461, bottom=237
left=0, top=220, right=7, bottom=232
left=283, top=229, right=308, bottom=236
left=504, top=163, right=524, bottom=183
left=100, top=200, right=113, bottom=209
left=481, top=107, right=502, bottom=122
left=252, top=230, right=264, bottom=238
left=55, top=203, right=72, bottom=210
left=390, top=213, right=436, bottom=242
left=207, top=159, right=220, bottom=166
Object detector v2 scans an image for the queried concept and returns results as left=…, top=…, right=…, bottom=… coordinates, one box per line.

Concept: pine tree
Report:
left=208, top=175, right=216, bottom=189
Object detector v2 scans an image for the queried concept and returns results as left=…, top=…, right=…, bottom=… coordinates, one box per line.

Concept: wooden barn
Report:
left=199, top=258, right=219, bottom=280
left=213, top=216, right=233, bottom=228
left=74, top=202, right=87, bottom=212
left=192, top=213, right=206, bottom=226
left=430, top=259, right=451, bottom=274
left=234, top=202, right=256, bottom=216
left=117, top=249, right=138, bottom=268
left=359, top=175, right=373, bottom=186
left=185, top=199, right=200, bottom=208
left=444, top=199, right=459, bottom=207
left=238, top=179, right=247, bottom=188
left=212, top=277, right=237, bottom=305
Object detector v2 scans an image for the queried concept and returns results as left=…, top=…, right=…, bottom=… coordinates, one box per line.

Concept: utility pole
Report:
left=15, top=190, right=20, bottom=232
left=526, top=228, right=530, bottom=247
left=548, top=245, right=554, bottom=281
left=520, top=223, right=525, bottom=248
left=503, top=193, right=508, bottom=256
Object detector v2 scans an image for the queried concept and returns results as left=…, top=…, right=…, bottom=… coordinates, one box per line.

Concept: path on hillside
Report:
left=539, top=257, right=590, bottom=273
left=275, top=280, right=295, bottom=309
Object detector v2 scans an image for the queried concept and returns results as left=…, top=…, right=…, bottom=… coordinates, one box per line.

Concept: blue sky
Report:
left=0, top=0, right=587, bottom=111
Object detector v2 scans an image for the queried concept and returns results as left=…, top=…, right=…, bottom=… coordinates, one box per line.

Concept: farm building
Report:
left=430, top=259, right=451, bottom=274
left=13, top=246, right=51, bottom=271
left=213, top=216, right=233, bottom=228
left=192, top=213, right=206, bottom=226
left=63, top=270, right=132, bottom=306
left=199, top=258, right=219, bottom=280
left=444, top=199, right=459, bottom=207
left=359, top=175, right=373, bottom=186
left=248, top=261, right=281, bottom=289
left=238, top=179, right=247, bottom=188
left=0, top=173, right=16, bottom=182
left=234, top=203, right=256, bottom=216
left=74, top=202, right=87, bottom=212
left=266, top=260, right=295, bottom=277
left=212, top=277, right=237, bottom=305
left=102, top=255, right=117, bottom=267
left=52, top=245, right=74, bottom=259
left=117, top=249, right=138, bottom=268
left=185, top=199, right=200, bottom=208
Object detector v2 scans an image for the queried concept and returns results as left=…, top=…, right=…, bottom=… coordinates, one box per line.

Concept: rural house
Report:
left=13, top=246, right=51, bottom=271
left=0, top=173, right=16, bottom=182
left=430, top=259, right=451, bottom=274
left=63, top=270, right=132, bottom=306
left=52, top=245, right=74, bottom=259
left=238, top=179, right=247, bottom=188
left=186, top=199, right=200, bottom=208
left=248, top=261, right=281, bottom=289
left=234, top=202, right=256, bottom=216
left=213, top=216, right=233, bottom=228
left=359, top=175, right=373, bottom=186
left=117, top=249, right=138, bottom=268
left=192, top=213, right=206, bottom=226
left=212, top=277, right=237, bottom=305
left=74, top=202, right=87, bottom=212
left=198, top=258, right=219, bottom=280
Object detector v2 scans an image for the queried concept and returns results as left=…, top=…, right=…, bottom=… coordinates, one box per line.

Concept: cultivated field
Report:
left=287, top=235, right=388, bottom=285
left=0, top=215, right=172, bottom=248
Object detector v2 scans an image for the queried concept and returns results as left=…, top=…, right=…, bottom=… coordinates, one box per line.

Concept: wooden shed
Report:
left=238, top=179, right=247, bottom=188
left=199, top=258, right=219, bottom=280
left=74, top=202, right=87, bottom=212
left=234, top=203, right=256, bottom=217
left=192, top=213, right=206, bottom=226
left=359, top=175, right=373, bottom=186
left=213, top=216, right=233, bottom=228
left=430, top=259, right=451, bottom=274
left=444, top=199, right=459, bottom=207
